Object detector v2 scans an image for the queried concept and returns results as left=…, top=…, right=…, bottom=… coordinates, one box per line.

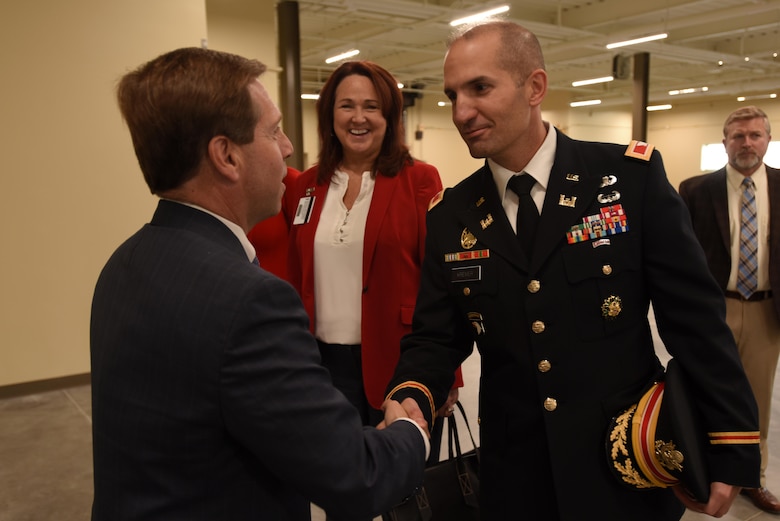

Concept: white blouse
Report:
left=313, top=169, right=376, bottom=344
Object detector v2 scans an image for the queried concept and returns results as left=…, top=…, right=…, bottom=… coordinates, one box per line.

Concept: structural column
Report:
left=632, top=52, right=649, bottom=142
left=277, top=1, right=304, bottom=170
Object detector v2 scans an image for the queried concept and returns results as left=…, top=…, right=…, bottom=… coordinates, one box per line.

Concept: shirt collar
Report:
left=726, top=162, right=767, bottom=190
left=489, top=123, right=556, bottom=201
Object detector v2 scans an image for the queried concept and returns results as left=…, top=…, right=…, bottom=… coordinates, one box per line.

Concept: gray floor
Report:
left=3, top=321, right=780, bottom=521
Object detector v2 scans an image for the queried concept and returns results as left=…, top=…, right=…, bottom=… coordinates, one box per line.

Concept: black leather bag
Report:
left=388, top=401, right=480, bottom=521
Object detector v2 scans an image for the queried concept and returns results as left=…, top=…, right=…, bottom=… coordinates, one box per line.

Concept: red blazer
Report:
left=285, top=160, right=462, bottom=408
left=247, top=167, right=301, bottom=281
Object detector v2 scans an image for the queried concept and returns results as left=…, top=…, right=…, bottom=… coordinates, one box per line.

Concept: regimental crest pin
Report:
left=461, top=228, right=477, bottom=249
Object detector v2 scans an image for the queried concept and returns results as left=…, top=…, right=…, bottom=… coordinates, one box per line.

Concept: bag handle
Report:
left=446, top=401, right=478, bottom=460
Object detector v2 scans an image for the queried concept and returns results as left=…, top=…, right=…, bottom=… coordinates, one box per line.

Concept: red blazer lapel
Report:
left=362, top=173, right=398, bottom=287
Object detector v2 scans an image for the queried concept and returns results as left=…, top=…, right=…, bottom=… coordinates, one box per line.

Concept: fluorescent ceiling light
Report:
left=301, top=94, right=320, bottom=100
left=450, top=5, right=510, bottom=26
left=646, top=104, right=672, bottom=111
left=606, top=33, right=667, bottom=50
left=669, top=86, right=708, bottom=96
left=325, top=49, right=360, bottom=64
left=572, top=76, right=614, bottom=87
left=738, top=93, right=777, bottom=102
left=570, top=99, right=602, bottom=108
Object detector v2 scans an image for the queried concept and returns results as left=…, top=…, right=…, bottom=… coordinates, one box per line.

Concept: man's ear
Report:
left=527, top=68, right=548, bottom=107
left=207, top=135, right=241, bottom=182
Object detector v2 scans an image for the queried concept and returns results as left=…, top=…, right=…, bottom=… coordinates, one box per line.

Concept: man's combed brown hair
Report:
left=117, top=47, right=266, bottom=194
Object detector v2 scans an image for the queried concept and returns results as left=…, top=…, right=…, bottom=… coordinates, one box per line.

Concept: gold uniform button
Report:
left=531, top=320, right=546, bottom=334
left=463, top=287, right=471, bottom=296
left=527, top=280, right=541, bottom=293
left=538, top=359, right=551, bottom=373
left=543, top=397, right=558, bottom=411
left=602, top=264, right=613, bottom=276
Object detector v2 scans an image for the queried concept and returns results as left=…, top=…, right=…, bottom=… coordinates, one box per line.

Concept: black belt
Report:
left=724, top=290, right=773, bottom=302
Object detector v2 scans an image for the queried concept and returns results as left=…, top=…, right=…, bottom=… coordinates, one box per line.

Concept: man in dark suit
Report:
left=386, top=21, right=760, bottom=520
left=679, top=106, right=780, bottom=514
left=90, top=47, right=428, bottom=521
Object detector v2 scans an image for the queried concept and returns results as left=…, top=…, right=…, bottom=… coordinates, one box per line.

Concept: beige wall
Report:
left=2, top=1, right=779, bottom=387
left=0, top=0, right=208, bottom=387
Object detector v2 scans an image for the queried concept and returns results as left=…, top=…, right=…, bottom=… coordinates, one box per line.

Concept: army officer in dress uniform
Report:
left=386, top=21, right=760, bottom=521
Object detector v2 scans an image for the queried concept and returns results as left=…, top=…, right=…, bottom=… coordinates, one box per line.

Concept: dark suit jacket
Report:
left=285, top=161, right=462, bottom=409
left=90, top=200, right=425, bottom=521
left=678, top=165, right=780, bottom=320
left=388, top=131, right=760, bottom=520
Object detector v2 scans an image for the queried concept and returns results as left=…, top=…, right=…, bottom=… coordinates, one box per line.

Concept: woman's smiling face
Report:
left=332, top=74, right=387, bottom=165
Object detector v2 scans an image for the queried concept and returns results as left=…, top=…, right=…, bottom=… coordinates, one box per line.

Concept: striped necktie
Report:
left=737, top=176, right=758, bottom=299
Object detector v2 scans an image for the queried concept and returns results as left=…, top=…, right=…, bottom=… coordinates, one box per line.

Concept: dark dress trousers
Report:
left=678, top=165, right=780, bottom=320
left=388, top=131, right=760, bottom=521
left=91, top=200, right=425, bottom=521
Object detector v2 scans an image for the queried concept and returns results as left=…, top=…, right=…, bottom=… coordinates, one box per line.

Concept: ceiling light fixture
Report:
left=325, top=49, right=360, bottom=64
left=606, top=33, right=667, bottom=50
left=570, top=99, right=602, bottom=108
left=668, top=86, right=708, bottom=96
left=300, top=94, right=320, bottom=100
left=450, top=5, right=510, bottom=26
left=646, top=104, right=672, bottom=111
left=572, top=76, right=614, bottom=87
left=738, top=93, right=778, bottom=102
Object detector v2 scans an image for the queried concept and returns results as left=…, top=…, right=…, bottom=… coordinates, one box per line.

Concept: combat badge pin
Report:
left=461, top=228, right=477, bottom=249
left=597, top=190, right=621, bottom=204
left=600, top=175, right=617, bottom=188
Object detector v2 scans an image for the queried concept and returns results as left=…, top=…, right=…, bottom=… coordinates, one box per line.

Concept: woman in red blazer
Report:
left=285, top=62, right=462, bottom=452
left=247, top=166, right=301, bottom=280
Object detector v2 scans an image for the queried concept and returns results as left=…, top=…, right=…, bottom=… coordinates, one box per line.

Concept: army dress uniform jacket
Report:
left=387, top=131, right=760, bottom=521
left=679, top=165, right=780, bottom=321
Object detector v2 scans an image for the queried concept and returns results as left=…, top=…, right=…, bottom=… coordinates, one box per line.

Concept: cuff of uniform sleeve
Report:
left=393, top=417, right=430, bottom=460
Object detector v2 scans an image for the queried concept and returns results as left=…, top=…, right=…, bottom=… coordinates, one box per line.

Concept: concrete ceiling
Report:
left=294, top=0, right=780, bottom=108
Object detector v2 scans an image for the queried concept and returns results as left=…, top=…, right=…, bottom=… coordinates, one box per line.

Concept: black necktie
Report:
left=507, top=174, right=539, bottom=256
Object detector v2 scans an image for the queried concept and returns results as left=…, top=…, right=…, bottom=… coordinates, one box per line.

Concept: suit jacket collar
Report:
left=151, top=199, right=247, bottom=260
left=703, top=165, right=780, bottom=257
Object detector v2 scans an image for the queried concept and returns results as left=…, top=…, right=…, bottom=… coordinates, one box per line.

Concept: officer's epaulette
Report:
left=428, top=189, right=445, bottom=210
left=625, top=140, right=654, bottom=161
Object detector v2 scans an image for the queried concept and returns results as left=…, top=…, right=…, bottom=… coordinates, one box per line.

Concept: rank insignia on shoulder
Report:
left=428, top=189, right=445, bottom=210
left=625, top=140, right=654, bottom=161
